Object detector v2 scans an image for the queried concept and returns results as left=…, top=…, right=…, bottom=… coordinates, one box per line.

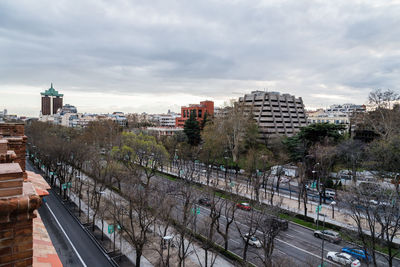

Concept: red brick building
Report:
left=175, top=101, right=214, bottom=128
left=41, top=83, right=63, bottom=116
left=0, top=123, right=61, bottom=267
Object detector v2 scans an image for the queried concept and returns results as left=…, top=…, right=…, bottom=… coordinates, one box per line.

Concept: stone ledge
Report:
left=0, top=183, right=42, bottom=223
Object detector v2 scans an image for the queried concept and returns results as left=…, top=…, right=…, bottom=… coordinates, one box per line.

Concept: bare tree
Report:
left=255, top=207, right=285, bottom=266
left=343, top=185, right=380, bottom=266
left=235, top=209, right=262, bottom=263
left=216, top=196, right=238, bottom=251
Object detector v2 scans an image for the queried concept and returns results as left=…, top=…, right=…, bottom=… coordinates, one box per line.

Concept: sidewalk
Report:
left=62, top=168, right=234, bottom=267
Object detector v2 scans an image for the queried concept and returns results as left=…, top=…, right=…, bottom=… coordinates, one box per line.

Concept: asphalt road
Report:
left=154, top=171, right=393, bottom=267
left=27, top=160, right=115, bottom=267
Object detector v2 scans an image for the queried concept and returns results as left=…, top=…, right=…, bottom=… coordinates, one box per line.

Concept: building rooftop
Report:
left=40, top=83, right=64, bottom=97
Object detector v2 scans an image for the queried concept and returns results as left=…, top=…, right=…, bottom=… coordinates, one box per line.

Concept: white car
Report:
left=243, top=234, right=262, bottom=248
left=327, top=252, right=361, bottom=266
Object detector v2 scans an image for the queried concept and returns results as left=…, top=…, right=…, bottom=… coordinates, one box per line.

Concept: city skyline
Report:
left=1, top=1, right=400, bottom=116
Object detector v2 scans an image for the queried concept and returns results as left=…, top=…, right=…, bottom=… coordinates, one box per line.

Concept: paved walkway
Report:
left=61, top=168, right=234, bottom=267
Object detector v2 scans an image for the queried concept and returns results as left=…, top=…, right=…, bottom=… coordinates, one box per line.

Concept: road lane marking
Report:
left=275, top=238, right=339, bottom=266
left=45, top=202, right=87, bottom=267
left=230, top=239, right=240, bottom=245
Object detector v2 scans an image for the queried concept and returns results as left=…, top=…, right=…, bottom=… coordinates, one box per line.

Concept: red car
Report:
left=236, top=202, right=252, bottom=211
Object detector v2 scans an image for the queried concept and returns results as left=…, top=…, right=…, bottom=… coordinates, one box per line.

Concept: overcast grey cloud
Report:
left=1, top=0, right=399, bottom=116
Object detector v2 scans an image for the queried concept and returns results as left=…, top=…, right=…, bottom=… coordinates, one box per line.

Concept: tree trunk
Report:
left=136, top=250, right=142, bottom=267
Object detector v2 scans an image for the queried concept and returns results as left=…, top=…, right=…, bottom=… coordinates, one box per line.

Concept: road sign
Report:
left=108, top=225, right=114, bottom=234
left=316, top=205, right=322, bottom=213
left=192, top=207, right=200, bottom=215
left=311, top=181, right=317, bottom=189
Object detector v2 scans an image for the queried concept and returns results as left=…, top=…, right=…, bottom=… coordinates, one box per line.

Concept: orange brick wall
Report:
left=0, top=219, right=34, bottom=267
left=175, top=101, right=214, bottom=128
left=0, top=124, right=27, bottom=174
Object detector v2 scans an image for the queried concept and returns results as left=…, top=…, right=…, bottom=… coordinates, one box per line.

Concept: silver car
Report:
left=314, top=229, right=341, bottom=243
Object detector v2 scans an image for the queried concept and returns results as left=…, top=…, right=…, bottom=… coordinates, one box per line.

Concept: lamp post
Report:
left=163, top=235, right=173, bottom=267
left=320, top=212, right=326, bottom=267
left=320, top=201, right=336, bottom=267
left=331, top=201, right=337, bottom=219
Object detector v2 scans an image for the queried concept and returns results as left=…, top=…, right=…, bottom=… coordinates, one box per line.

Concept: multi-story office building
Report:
left=40, top=83, right=63, bottom=115
left=58, top=104, right=77, bottom=115
left=306, top=103, right=366, bottom=128
left=175, top=101, right=214, bottom=128
left=238, top=91, right=307, bottom=139
left=150, top=111, right=180, bottom=127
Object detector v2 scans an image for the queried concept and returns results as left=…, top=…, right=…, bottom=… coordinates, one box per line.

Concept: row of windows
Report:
left=244, top=98, right=302, bottom=104
left=182, top=109, right=203, bottom=118
left=309, top=119, right=349, bottom=124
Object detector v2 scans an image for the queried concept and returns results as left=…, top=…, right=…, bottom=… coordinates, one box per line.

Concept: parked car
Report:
left=341, top=247, right=371, bottom=262
left=280, top=177, right=290, bottom=183
left=236, top=202, right=252, bottom=211
left=326, top=252, right=360, bottom=266
left=264, top=216, right=289, bottom=231
left=314, top=229, right=341, bottom=243
left=325, top=190, right=336, bottom=200
left=243, top=233, right=262, bottom=248
left=198, top=198, right=211, bottom=206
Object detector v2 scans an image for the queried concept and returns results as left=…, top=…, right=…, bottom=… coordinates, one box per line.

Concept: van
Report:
left=325, top=190, right=336, bottom=200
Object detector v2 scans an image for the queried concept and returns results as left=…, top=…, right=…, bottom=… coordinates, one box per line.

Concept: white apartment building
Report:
left=150, top=111, right=180, bottom=127
left=307, top=103, right=366, bottom=126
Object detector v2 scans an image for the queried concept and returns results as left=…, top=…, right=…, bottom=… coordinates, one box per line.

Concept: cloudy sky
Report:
left=1, top=0, right=399, bottom=116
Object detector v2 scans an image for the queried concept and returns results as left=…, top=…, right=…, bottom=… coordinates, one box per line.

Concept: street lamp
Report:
left=320, top=201, right=337, bottom=266
left=162, top=235, right=173, bottom=266
left=331, top=201, right=337, bottom=219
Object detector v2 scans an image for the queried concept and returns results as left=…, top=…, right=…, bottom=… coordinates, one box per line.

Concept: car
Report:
left=236, top=202, right=252, bottom=211
left=264, top=216, right=289, bottom=231
left=314, top=229, right=341, bottom=243
left=198, top=198, right=211, bottom=206
left=326, top=252, right=361, bottom=266
left=325, top=190, right=336, bottom=200
left=341, top=247, right=371, bottom=262
left=280, top=177, right=290, bottom=183
left=243, top=233, right=262, bottom=248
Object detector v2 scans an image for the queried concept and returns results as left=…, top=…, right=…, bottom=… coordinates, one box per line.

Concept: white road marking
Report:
left=282, top=233, right=296, bottom=239
left=230, top=239, right=240, bottom=245
left=45, top=202, right=87, bottom=267
left=275, top=238, right=340, bottom=266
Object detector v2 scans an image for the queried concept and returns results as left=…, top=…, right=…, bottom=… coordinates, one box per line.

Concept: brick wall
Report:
left=0, top=123, right=42, bottom=267
left=0, top=124, right=27, bottom=175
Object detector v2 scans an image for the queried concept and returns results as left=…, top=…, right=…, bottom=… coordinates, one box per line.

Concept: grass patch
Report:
left=279, top=213, right=318, bottom=230
left=157, top=171, right=177, bottom=181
